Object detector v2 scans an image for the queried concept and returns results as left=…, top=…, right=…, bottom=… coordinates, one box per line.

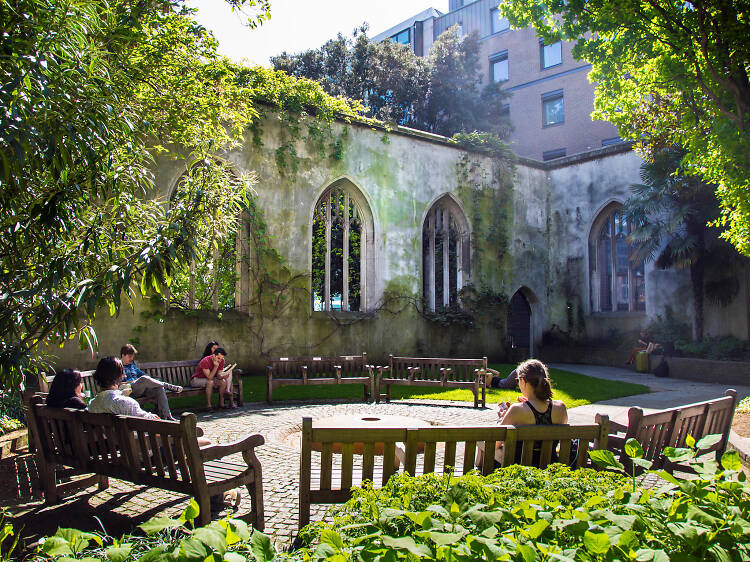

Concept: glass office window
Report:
left=490, top=52, right=508, bottom=82
left=491, top=8, right=510, bottom=34
left=542, top=90, right=564, bottom=126
left=391, top=28, right=410, bottom=45
left=541, top=41, right=562, bottom=68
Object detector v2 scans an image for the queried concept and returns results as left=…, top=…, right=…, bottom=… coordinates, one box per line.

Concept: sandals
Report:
left=223, top=489, right=242, bottom=509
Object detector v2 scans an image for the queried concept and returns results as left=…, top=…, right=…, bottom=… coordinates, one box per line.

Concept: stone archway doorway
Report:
left=507, top=290, right=532, bottom=360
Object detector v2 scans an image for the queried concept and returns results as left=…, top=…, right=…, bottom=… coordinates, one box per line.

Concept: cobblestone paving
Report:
left=2, top=400, right=496, bottom=548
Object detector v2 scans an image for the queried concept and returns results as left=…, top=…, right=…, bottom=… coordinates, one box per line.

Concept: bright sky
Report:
left=189, top=0, right=448, bottom=67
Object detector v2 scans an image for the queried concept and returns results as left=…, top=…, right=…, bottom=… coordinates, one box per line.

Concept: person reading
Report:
left=190, top=347, right=236, bottom=410
left=478, top=359, right=568, bottom=468
left=625, top=330, right=661, bottom=364
left=120, top=344, right=180, bottom=421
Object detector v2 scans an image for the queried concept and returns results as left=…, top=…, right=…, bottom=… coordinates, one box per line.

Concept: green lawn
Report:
left=164, top=364, right=648, bottom=412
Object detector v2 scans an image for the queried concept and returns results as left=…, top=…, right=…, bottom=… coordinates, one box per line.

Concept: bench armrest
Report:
left=200, top=433, right=265, bottom=462
left=608, top=420, right=628, bottom=433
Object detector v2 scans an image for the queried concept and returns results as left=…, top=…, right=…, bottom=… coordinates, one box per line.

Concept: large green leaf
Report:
left=193, top=527, right=228, bottom=555
left=624, top=438, right=645, bottom=459
left=138, top=516, right=183, bottom=535
left=589, top=450, right=624, bottom=471
left=250, top=530, right=275, bottom=562
left=583, top=530, right=610, bottom=555
left=720, top=450, right=741, bottom=471
left=381, top=535, right=432, bottom=557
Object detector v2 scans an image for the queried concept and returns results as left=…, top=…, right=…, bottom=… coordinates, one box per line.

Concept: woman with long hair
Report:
left=46, top=369, right=86, bottom=409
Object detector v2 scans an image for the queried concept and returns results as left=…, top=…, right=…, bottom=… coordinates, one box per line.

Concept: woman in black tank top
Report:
left=491, top=360, right=568, bottom=467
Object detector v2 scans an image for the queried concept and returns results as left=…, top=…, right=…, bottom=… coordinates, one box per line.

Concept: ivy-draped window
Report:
left=422, top=196, right=470, bottom=311
left=590, top=205, right=645, bottom=312
left=168, top=165, right=243, bottom=311
left=312, top=185, right=369, bottom=312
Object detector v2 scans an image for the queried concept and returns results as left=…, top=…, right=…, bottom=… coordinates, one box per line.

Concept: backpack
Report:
left=653, top=356, right=669, bottom=378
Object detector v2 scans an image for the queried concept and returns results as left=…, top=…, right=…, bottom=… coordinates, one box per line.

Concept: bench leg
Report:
left=97, top=475, right=109, bottom=491
left=266, top=377, right=273, bottom=404
left=237, top=379, right=244, bottom=406
left=40, top=464, right=59, bottom=505
left=246, top=474, right=264, bottom=531
left=197, top=489, right=212, bottom=526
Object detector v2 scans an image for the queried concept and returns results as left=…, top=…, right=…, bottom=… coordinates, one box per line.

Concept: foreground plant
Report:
left=33, top=500, right=282, bottom=562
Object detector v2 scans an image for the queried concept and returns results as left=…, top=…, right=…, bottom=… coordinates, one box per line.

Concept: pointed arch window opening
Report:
left=592, top=207, right=645, bottom=313
left=167, top=167, right=241, bottom=312
left=312, top=187, right=365, bottom=312
left=423, top=202, right=468, bottom=311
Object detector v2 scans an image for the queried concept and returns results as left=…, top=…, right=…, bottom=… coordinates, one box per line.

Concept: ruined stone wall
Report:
left=48, top=118, right=750, bottom=373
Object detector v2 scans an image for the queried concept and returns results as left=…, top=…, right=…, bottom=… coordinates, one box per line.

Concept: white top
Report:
left=88, top=389, right=157, bottom=419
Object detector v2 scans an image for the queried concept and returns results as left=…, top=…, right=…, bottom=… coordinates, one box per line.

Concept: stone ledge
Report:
left=541, top=345, right=750, bottom=386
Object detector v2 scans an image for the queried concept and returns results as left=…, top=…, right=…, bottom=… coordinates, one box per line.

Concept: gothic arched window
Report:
left=589, top=205, right=645, bottom=312
left=422, top=196, right=470, bottom=311
left=312, top=182, right=373, bottom=312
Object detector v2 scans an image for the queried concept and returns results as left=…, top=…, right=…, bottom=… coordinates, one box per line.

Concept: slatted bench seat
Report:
left=299, top=414, right=610, bottom=528
left=266, top=354, right=374, bottom=403
left=38, top=359, right=244, bottom=409
left=607, top=389, right=738, bottom=473
left=25, top=396, right=264, bottom=527
left=376, top=355, right=489, bottom=408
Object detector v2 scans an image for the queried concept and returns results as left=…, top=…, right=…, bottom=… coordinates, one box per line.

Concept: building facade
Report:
left=371, top=0, right=621, bottom=161
left=51, top=117, right=750, bottom=372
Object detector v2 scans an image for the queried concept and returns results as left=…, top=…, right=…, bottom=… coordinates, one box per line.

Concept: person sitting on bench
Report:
left=120, top=343, right=181, bottom=421
left=190, top=347, right=236, bottom=410
left=625, top=330, right=661, bottom=364
left=46, top=369, right=87, bottom=410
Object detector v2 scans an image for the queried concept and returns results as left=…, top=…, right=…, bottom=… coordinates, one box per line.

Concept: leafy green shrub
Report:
left=30, top=500, right=281, bottom=562
left=0, top=415, right=24, bottom=436
left=675, top=336, right=750, bottom=360
left=297, top=439, right=748, bottom=561
left=737, top=396, right=750, bottom=414
left=0, top=389, right=24, bottom=432
left=299, top=464, right=627, bottom=546
left=646, top=307, right=692, bottom=345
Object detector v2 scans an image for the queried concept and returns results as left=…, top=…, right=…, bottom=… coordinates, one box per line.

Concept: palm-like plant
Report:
left=625, top=148, right=742, bottom=342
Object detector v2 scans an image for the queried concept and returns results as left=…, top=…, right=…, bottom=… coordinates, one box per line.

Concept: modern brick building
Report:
left=372, top=0, right=621, bottom=161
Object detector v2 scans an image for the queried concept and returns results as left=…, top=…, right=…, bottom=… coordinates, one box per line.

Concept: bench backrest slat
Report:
left=300, top=416, right=609, bottom=528
left=388, top=356, right=487, bottom=382
left=268, top=355, right=368, bottom=379
left=30, top=402, right=199, bottom=488
left=619, top=390, right=738, bottom=472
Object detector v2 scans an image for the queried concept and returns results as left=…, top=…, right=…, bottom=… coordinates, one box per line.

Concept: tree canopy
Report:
left=502, top=0, right=750, bottom=254
left=625, top=148, right=742, bottom=341
left=0, top=0, right=365, bottom=387
left=272, top=25, right=512, bottom=139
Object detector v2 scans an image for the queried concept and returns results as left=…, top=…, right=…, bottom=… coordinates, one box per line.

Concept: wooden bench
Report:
left=376, top=356, right=489, bottom=408
left=38, top=359, right=244, bottom=409
left=299, top=414, right=610, bottom=528
left=266, top=354, right=374, bottom=403
left=607, top=389, right=738, bottom=473
left=25, top=396, right=264, bottom=528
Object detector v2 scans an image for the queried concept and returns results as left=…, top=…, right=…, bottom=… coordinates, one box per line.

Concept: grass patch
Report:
left=165, top=364, right=648, bottom=412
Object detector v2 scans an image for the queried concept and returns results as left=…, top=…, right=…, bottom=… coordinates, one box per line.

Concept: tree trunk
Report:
left=687, top=215, right=705, bottom=342
left=690, top=259, right=704, bottom=342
